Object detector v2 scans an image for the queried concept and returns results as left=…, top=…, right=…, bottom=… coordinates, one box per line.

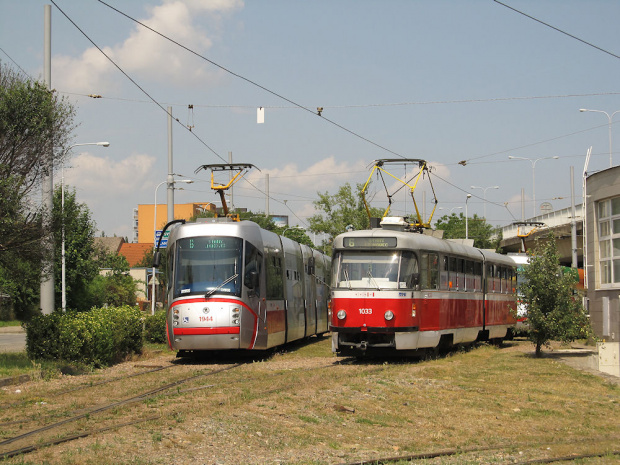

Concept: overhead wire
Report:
left=46, top=1, right=595, bottom=225
left=494, top=0, right=620, bottom=61
left=49, top=0, right=227, bottom=164
left=95, top=0, right=406, bottom=159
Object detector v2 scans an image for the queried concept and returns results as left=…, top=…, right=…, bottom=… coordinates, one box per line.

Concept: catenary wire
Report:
left=494, top=0, right=620, bottom=61
left=95, top=0, right=406, bottom=159
left=49, top=0, right=228, bottom=164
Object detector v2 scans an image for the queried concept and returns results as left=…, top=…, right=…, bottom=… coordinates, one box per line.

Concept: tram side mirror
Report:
left=245, top=270, right=259, bottom=289
left=152, top=251, right=161, bottom=268
left=307, top=257, right=315, bottom=275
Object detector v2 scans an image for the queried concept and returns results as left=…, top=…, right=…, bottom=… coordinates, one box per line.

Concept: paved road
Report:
left=0, top=327, right=26, bottom=353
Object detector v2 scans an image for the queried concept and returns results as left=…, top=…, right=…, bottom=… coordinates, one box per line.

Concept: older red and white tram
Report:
left=161, top=219, right=331, bottom=355
left=330, top=217, right=517, bottom=355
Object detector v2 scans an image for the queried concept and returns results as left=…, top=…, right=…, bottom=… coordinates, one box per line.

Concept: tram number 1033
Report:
left=359, top=308, right=373, bottom=314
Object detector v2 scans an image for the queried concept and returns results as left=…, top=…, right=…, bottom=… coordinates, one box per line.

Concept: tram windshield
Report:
left=332, top=250, right=419, bottom=290
left=173, top=237, right=242, bottom=298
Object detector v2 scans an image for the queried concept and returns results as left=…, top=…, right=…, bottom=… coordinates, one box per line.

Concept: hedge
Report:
left=144, top=309, right=167, bottom=344
left=25, top=305, right=144, bottom=367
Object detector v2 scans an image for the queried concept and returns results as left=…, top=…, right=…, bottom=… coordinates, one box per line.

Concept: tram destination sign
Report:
left=343, top=237, right=397, bottom=248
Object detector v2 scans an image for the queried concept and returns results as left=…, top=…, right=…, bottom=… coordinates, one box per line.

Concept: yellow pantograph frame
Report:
left=361, top=159, right=437, bottom=229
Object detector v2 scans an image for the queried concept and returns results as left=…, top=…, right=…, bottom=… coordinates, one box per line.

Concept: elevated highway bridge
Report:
left=499, top=205, right=583, bottom=268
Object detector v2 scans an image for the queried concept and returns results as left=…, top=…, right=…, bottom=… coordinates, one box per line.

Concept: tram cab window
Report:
left=173, top=237, right=242, bottom=298
left=332, top=250, right=418, bottom=290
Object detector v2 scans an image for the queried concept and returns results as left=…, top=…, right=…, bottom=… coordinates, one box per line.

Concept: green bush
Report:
left=25, top=306, right=144, bottom=367
left=144, top=310, right=167, bottom=344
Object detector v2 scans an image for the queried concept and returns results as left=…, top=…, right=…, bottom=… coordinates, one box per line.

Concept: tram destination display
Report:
left=342, top=237, right=397, bottom=248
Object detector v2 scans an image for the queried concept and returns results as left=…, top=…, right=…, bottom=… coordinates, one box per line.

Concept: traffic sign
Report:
left=155, top=230, right=170, bottom=248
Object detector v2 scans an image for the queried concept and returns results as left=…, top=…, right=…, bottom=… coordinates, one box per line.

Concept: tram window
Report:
left=420, top=252, right=439, bottom=290
left=440, top=255, right=449, bottom=290
left=473, top=261, right=483, bottom=291
left=399, top=251, right=419, bottom=290
left=244, top=242, right=262, bottom=295
left=465, top=260, right=474, bottom=292
left=486, top=264, right=495, bottom=292
left=265, top=250, right=284, bottom=299
left=449, top=257, right=457, bottom=290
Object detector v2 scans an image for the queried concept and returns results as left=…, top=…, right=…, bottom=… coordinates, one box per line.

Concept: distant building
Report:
left=93, top=236, right=125, bottom=257
left=133, top=202, right=218, bottom=243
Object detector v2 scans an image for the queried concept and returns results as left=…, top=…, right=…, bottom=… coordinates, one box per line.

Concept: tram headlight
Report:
left=412, top=303, right=417, bottom=318
left=384, top=310, right=395, bottom=321
left=336, top=310, right=347, bottom=320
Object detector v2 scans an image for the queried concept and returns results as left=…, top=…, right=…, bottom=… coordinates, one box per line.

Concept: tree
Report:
left=520, top=234, right=592, bottom=357
left=0, top=62, right=76, bottom=318
left=308, top=183, right=383, bottom=254
left=52, top=185, right=98, bottom=310
left=87, top=252, right=138, bottom=309
left=0, top=62, right=75, bottom=255
left=435, top=213, right=501, bottom=250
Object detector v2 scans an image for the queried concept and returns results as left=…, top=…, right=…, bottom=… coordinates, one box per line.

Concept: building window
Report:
left=597, top=197, right=620, bottom=286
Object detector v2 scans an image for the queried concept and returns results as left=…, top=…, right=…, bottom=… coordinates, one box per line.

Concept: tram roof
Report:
left=333, top=228, right=515, bottom=266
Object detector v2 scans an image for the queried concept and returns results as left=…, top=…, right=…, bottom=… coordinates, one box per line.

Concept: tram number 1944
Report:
left=359, top=308, right=372, bottom=315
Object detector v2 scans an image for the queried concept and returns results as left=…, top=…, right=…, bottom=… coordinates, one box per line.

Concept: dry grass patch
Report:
left=1, top=338, right=618, bottom=464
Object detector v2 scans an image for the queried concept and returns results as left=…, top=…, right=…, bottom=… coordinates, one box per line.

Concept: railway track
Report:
left=0, top=361, right=243, bottom=460
left=337, top=441, right=620, bottom=465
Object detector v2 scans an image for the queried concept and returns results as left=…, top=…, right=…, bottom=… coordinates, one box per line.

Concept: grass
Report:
left=0, top=342, right=173, bottom=380
left=1, top=337, right=618, bottom=464
left=0, top=320, right=22, bottom=328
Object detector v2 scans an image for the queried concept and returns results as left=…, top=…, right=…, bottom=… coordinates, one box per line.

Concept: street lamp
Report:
left=438, top=206, right=463, bottom=214
left=62, top=142, right=110, bottom=312
left=151, top=178, right=193, bottom=315
left=508, top=156, right=559, bottom=217
left=465, top=194, right=472, bottom=240
left=579, top=108, right=620, bottom=168
left=470, top=185, right=499, bottom=219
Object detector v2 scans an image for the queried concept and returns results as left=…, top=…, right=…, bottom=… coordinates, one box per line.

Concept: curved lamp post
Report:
left=465, top=194, right=472, bottom=239
left=62, top=142, right=110, bottom=312
left=508, top=156, right=559, bottom=217
left=580, top=108, right=620, bottom=168
left=470, top=185, right=499, bottom=219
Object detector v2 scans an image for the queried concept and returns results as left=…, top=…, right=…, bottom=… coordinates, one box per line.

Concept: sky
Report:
left=2, top=0, right=620, bottom=241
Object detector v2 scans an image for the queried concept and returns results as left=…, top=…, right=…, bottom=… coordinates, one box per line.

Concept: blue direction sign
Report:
left=155, top=230, right=170, bottom=248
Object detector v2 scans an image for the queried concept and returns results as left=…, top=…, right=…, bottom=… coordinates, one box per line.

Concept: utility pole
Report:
left=570, top=166, right=578, bottom=268
left=167, top=106, right=174, bottom=222
left=265, top=173, right=269, bottom=217
left=40, top=5, right=54, bottom=315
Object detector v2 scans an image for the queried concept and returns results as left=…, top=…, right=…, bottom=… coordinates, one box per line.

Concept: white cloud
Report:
left=245, top=156, right=367, bottom=194
left=66, top=151, right=156, bottom=195
left=63, top=151, right=156, bottom=237
left=53, top=0, right=243, bottom=94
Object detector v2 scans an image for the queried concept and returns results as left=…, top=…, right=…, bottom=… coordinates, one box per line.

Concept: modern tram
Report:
left=161, top=218, right=331, bottom=355
left=330, top=217, right=517, bottom=355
